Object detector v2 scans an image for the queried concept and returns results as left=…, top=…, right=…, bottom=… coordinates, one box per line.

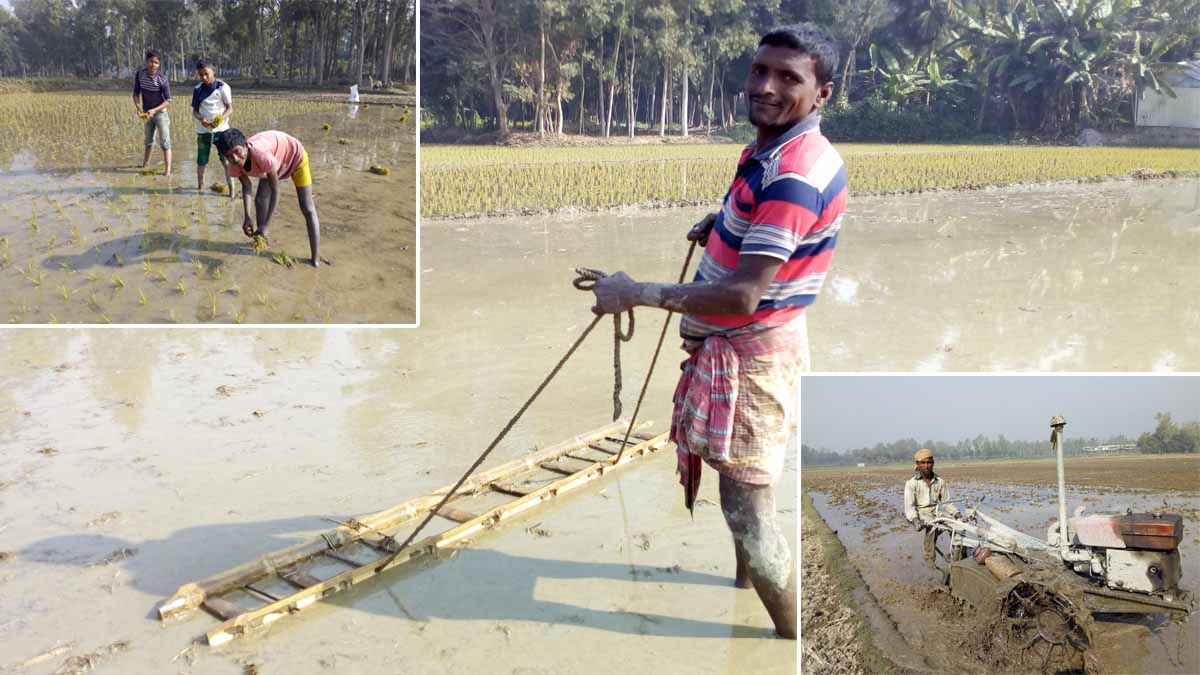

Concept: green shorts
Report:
left=196, top=132, right=228, bottom=167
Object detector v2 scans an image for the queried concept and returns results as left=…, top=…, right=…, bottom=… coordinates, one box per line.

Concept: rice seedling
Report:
left=47, top=234, right=57, bottom=248
left=221, top=284, right=240, bottom=295
left=49, top=312, right=58, bottom=324
left=138, top=288, right=147, bottom=305
left=70, top=224, right=81, bottom=242
left=29, top=216, right=38, bottom=232
left=322, top=123, right=332, bottom=131
left=207, top=290, right=219, bottom=320
left=154, top=269, right=169, bottom=283
left=234, top=309, right=247, bottom=324
left=83, top=271, right=98, bottom=282
left=271, top=252, right=296, bottom=268
left=60, top=285, right=69, bottom=301
left=176, top=279, right=187, bottom=295
left=143, top=260, right=153, bottom=273
left=211, top=266, right=222, bottom=280
left=87, top=292, right=99, bottom=310
left=139, top=166, right=164, bottom=176
left=168, top=308, right=177, bottom=322
left=210, top=183, right=228, bottom=194
left=419, top=144, right=1200, bottom=218
left=252, top=235, right=268, bottom=255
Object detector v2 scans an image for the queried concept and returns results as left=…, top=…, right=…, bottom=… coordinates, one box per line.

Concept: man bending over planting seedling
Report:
left=191, top=60, right=234, bottom=196
left=133, top=49, right=172, bottom=176
left=215, top=128, right=321, bottom=267
left=589, top=23, right=849, bottom=640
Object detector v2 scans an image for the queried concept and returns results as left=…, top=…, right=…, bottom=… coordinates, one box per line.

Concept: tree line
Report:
left=0, top=0, right=415, bottom=87
left=802, top=412, right=1200, bottom=466
left=420, top=0, right=1199, bottom=141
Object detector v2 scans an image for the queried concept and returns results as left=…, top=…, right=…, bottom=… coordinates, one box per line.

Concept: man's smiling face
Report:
left=745, top=45, right=829, bottom=132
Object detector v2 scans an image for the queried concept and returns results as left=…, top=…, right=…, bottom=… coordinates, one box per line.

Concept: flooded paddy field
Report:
left=803, top=455, right=1200, bottom=674
left=0, top=92, right=416, bottom=324
left=0, top=328, right=795, bottom=674
left=429, top=176, right=1200, bottom=371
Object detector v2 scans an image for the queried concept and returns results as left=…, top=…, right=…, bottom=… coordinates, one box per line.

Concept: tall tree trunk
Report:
left=354, top=0, right=366, bottom=84
left=604, top=15, right=624, bottom=137
left=537, top=3, right=545, bottom=136
left=477, top=0, right=508, bottom=136
left=680, top=62, right=688, bottom=137
left=578, top=44, right=586, bottom=134
left=381, top=0, right=399, bottom=85
left=596, top=33, right=604, bottom=137
left=706, top=48, right=716, bottom=135
left=627, top=42, right=636, bottom=139
left=659, top=57, right=668, bottom=136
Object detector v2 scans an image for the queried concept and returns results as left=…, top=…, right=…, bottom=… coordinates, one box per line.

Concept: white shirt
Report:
left=903, top=473, right=958, bottom=523
left=193, top=80, right=232, bottom=135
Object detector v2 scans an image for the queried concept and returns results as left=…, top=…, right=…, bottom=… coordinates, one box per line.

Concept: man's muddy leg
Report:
left=254, top=179, right=272, bottom=238
left=296, top=185, right=320, bottom=267
left=719, top=474, right=796, bottom=639
left=734, top=545, right=752, bottom=589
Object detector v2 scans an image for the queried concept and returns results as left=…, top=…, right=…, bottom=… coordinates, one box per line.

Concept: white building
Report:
left=1136, top=61, right=1200, bottom=145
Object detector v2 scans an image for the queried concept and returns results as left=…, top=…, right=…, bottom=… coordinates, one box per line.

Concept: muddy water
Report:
left=809, top=482, right=1200, bottom=674
left=437, top=177, right=1199, bottom=370
left=0, top=93, right=415, bottom=324
left=0, top=329, right=796, bottom=674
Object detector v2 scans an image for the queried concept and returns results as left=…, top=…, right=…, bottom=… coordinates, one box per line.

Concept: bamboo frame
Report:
left=202, top=430, right=670, bottom=647
left=158, top=420, right=642, bottom=622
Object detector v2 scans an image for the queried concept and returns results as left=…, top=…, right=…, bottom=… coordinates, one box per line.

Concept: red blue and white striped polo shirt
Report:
left=679, top=113, right=847, bottom=341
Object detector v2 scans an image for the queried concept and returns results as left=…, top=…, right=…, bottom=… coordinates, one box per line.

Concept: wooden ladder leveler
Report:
left=157, top=420, right=668, bottom=647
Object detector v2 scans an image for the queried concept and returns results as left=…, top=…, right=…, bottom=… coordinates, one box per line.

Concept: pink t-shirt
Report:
left=227, top=130, right=305, bottom=180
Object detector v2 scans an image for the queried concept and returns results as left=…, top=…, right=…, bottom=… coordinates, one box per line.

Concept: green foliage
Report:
left=1137, top=413, right=1200, bottom=454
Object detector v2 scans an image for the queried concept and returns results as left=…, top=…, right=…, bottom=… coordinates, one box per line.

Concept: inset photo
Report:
left=801, top=374, right=1199, bottom=675
left=0, top=1, right=416, bottom=324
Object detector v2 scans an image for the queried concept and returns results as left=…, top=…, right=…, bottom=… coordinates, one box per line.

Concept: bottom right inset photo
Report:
left=800, top=375, right=1199, bottom=675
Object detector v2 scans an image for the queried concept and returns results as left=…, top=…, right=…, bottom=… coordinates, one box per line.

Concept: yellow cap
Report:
left=914, top=448, right=933, bottom=461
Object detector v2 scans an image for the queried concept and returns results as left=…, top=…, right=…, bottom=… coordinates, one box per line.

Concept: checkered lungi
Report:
left=671, top=316, right=806, bottom=495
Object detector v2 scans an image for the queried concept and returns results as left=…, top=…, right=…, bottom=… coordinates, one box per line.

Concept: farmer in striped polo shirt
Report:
left=133, top=49, right=172, bottom=176
left=590, top=23, right=846, bottom=640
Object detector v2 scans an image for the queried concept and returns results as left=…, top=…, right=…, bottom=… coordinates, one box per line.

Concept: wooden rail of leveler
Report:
left=158, top=420, right=641, bottom=621
left=202, top=430, right=670, bottom=646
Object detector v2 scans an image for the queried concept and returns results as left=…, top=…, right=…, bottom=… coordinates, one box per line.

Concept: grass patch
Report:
left=802, top=492, right=902, bottom=675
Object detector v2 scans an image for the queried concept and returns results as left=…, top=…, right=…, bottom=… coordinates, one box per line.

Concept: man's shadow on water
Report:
left=22, top=515, right=767, bottom=640
left=42, top=232, right=256, bottom=272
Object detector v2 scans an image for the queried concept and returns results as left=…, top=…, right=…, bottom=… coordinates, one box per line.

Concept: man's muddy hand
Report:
left=687, top=212, right=717, bottom=246
left=242, top=217, right=255, bottom=238
left=591, top=272, right=638, bottom=315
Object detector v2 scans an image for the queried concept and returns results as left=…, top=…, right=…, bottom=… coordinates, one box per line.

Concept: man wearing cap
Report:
left=904, top=448, right=959, bottom=568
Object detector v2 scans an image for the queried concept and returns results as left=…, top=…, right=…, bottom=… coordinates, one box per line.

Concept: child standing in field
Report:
left=215, top=128, right=321, bottom=267
left=191, top=60, right=234, bottom=196
left=133, top=49, right=171, bottom=176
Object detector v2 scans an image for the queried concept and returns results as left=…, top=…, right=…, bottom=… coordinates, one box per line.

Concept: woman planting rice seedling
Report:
left=133, top=49, right=172, bottom=177
left=191, top=60, right=234, bottom=196
left=215, top=128, right=321, bottom=267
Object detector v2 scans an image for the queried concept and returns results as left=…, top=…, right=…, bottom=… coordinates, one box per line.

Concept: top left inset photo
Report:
left=0, top=0, right=416, bottom=324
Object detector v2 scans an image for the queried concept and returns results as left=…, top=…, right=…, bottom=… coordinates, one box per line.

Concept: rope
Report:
left=383, top=309, right=604, bottom=563
left=613, top=240, right=698, bottom=461
left=380, top=247, right=695, bottom=568
left=573, top=268, right=634, bottom=420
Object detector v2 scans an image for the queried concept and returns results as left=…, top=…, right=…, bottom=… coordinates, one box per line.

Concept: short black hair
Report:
left=214, top=128, right=246, bottom=156
left=145, top=49, right=160, bottom=61
left=759, top=23, right=839, bottom=84
left=195, top=59, right=212, bottom=72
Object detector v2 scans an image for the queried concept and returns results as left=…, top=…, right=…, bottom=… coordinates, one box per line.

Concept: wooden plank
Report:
left=201, top=597, right=245, bottom=622
left=204, top=431, right=669, bottom=647
left=158, top=420, right=639, bottom=621
left=490, top=483, right=530, bottom=497
left=539, top=463, right=578, bottom=477
left=434, top=506, right=480, bottom=524
left=280, top=570, right=323, bottom=589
